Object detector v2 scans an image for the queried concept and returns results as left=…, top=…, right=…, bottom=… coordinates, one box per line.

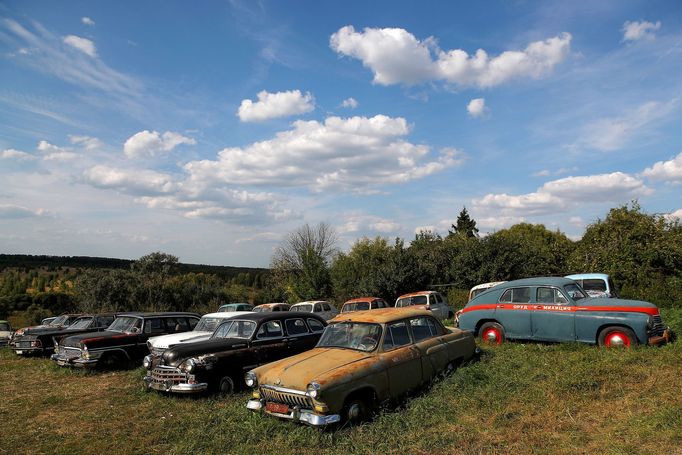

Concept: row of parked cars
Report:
left=3, top=275, right=672, bottom=427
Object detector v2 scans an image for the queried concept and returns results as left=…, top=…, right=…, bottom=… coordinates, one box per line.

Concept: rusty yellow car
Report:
left=245, top=307, right=475, bottom=426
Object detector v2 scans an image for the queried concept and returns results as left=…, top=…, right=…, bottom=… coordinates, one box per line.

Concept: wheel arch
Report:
left=474, top=319, right=500, bottom=337
left=596, top=323, right=640, bottom=344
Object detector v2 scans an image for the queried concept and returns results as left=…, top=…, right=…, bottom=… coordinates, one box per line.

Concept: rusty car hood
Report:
left=257, top=347, right=373, bottom=390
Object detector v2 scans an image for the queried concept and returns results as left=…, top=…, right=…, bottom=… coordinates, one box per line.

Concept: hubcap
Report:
left=605, top=332, right=630, bottom=347
left=348, top=403, right=362, bottom=420
left=483, top=328, right=501, bottom=344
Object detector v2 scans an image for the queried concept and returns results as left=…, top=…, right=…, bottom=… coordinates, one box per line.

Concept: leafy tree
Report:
left=449, top=206, right=479, bottom=238
left=131, top=252, right=179, bottom=311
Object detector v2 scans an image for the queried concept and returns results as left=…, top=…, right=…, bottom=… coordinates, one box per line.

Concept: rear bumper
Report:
left=12, top=346, right=44, bottom=356
left=648, top=328, right=672, bottom=346
left=247, top=399, right=341, bottom=426
left=143, top=375, right=208, bottom=394
left=51, top=353, right=98, bottom=368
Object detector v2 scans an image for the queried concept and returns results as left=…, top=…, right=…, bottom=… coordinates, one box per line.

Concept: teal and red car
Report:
left=456, top=277, right=671, bottom=347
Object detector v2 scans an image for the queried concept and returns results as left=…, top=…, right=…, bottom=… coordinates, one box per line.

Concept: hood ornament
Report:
left=275, top=378, right=281, bottom=385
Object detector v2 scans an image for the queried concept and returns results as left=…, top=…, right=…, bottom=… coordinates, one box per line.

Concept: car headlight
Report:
left=143, top=355, right=152, bottom=370
left=306, top=382, right=321, bottom=399
left=244, top=371, right=257, bottom=388
left=179, top=358, right=196, bottom=373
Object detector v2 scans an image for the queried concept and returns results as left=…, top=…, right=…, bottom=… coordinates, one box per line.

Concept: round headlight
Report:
left=143, top=355, right=152, bottom=369
left=245, top=371, right=257, bottom=388
left=179, top=358, right=196, bottom=373
left=306, top=382, right=321, bottom=399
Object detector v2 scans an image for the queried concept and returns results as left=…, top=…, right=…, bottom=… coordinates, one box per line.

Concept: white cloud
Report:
left=123, top=130, right=196, bottom=158
left=37, top=140, right=78, bottom=161
left=0, top=204, right=46, bottom=218
left=474, top=172, right=652, bottom=216
left=569, top=216, right=584, bottom=227
left=69, top=135, right=103, bottom=150
left=63, top=35, right=97, bottom=57
left=580, top=101, right=676, bottom=151
left=642, top=151, right=682, bottom=183
left=235, top=232, right=282, bottom=244
left=467, top=98, right=487, bottom=118
left=622, top=20, right=661, bottom=42
left=664, top=209, right=682, bottom=221
left=532, top=166, right=578, bottom=177
left=341, top=97, right=359, bottom=109
left=81, top=17, right=95, bottom=27
left=184, top=114, right=464, bottom=193
left=476, top=216, right=527, bottom=231
left=82, top=165, right=177, bottom=195
left=338, top=214, right=401, bottom=234
left=237, top=90, right=315, bottom=122
left=1, top=148, right=35, bottom=161
left=330, top=25, right=571, bottom=87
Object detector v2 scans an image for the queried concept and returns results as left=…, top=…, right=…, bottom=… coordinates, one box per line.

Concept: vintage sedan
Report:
left=0, top=320, right=12, bottom=347
left=218, top=303, right=254, bottom=312
left=565, top=273, right=617, bottom=298
left=253, top=303, right=290, bottom=312
left=395, top=291, right=453, bottom=320
left=457, top=277, right=671, bottom=347
left=52, top=312, right=200, bottom=369
left=11, top=313, right=117, bottom=356
left=340, top=297, right=390, bottom=313
left=143, top=312, right=327, bottom=394
left=11, top=314, right=82, bottom=340
left=246, top=308, right=476, bottom=426
left=290, top=301, right=338, bottom=320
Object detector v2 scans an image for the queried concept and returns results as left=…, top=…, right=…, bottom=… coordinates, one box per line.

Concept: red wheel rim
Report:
left=482, top=327, right=502, bottom=344
left=604, top=331, right=631, bottom=347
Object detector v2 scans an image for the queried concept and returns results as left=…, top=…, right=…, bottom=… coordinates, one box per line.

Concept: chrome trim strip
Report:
left=260, top=384, right=308, bottom=396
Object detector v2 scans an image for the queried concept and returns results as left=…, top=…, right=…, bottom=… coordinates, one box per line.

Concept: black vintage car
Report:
left=143, top=312, right=327, bottom=394
left=51, top=312, right=200, bottom=369
left=10, top=313, right=83, bottom=343
left=11, top=313, right=118, bottom=356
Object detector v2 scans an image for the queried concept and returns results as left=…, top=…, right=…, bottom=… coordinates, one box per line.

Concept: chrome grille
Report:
left=58, top=346, right=81, bottom=359
left=16, top=341, right=33, bottom=348
left=149, top=366, right=188, bottom=385
left=650, top=315, right=666, bottom=336
left=260, top=386, right=312, bottom=408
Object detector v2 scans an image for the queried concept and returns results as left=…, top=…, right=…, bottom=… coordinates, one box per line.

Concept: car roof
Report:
left=397, top=291, right=436, bottom=299
left=202, top=311, right=253, bottom=318
left=219, top=303, right=251, bottom=307
left=254, top=303, right=289, bottom=308
left=565, top=273, right=610, bottom=280
left=497, top=277, right=576, bottom=288
left=214, top=311, right=325, bottom=323
left=470, top=281, right=507, bottom=291
left=292, top=300, right=328, bottom=305
left=115, top=312, right=201, bottom=318
left=344, top=297, right=381, bottom=304
left=330, top=307, right=432, bottom=324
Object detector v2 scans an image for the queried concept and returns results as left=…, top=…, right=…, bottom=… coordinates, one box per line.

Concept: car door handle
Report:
left=534, top=305, right=543, bottom=309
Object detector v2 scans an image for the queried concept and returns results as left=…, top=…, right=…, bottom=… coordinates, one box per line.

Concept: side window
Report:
left=511, top=287, right=531, bottom=303
left=285, top=318, right=309, bottom=336
left=188, top=317, right=199, bottom=329
left=582, top=279, right=607, bottom=293
left=537, top=288, right=568, bottom=305
left=383, top=321, right=411, bottom=350
left=409, top=317, right=434, bottom=342
left=213, top=321, right=233, bottom=338
left=257, top=321, right=283, bottom=339
left=98, top=316, right=114, bottom=328
left=435, top=293, right=444, bottom=304
left=314, top=303, right=323, bottom=312
left=144, top=318, right=165, bottom=335
left=322, top=303, right=331, bottom=311
left=499, top=289, right=512, bottom=303
left=307, top=318, right=325, bottom=332
left=426, top=318, right=442, bottom=336
left=168, top=317, right=190, bottom=333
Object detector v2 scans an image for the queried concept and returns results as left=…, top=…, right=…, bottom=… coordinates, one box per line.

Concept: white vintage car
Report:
left=146, top=311, right=252, bottom=357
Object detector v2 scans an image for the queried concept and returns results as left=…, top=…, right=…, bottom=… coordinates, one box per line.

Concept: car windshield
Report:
left=49, top=315, right=69, bottom=326
left=317, top=322, right=382, bottom=352
left=397, top=295, right=427, bottom=306
left=342, top=301, right=370, bottom=312
left=218, top=305, right=238, bottom=312
left=253, top=306, right=267, bottom=312
left=107, top=316, right=142, bottom=333
left=293, top=304, right=312, bottom=312
left=194, top=317, right=225, bottom=332
left=68, top=317, right=93, bottom=330
left=211, top=320, right=257, bottom=339
left=564, top=284, right=587, bottom=301
left=0, top=323, right=10, bottom=331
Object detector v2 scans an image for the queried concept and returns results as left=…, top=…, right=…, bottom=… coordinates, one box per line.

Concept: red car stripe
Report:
left=461, top=304, right=658, bottom=316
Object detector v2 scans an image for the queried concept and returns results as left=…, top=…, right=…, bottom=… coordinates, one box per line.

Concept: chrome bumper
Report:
left=143, top=375, right=208, bottom=394
left=648, top=327, right=672, bottom=346
left=247, top=399, right=341, bottom=426
left=51, top=353, right=98, bottom=368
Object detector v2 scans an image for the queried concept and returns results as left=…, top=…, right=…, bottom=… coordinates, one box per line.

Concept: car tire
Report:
left=218, top=375, right=236, bottom=395
left=100, top=352, right=122, bottom=370
left=479, top=322, right=505, bottom=345
left=598, top=326, right=637, bottom=348
left=343, top=397, right=369, bottom=424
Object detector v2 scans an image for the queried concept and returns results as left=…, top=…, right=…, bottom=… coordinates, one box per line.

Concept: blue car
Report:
left=457, top=277, right=671, bottom=347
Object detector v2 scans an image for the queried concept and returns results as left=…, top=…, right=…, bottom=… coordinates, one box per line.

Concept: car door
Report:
left=531, top=287, right=576, bottom=341
left=409, top=316, right=448, bottom=381
left=495, top=287, right=532, bottom=339
left=251, top=320, right=288, bottom=366
left=283, top=317, right=316, bottom=354
left=382, top=320, right=422, bottom=396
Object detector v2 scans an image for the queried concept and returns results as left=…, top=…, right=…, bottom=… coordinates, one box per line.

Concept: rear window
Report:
left=499, top=287, right=531, bottom=303
left=307, top=318, right=325, bottom=332
left=293, top=304, right=313, bottom=312
left=344, top=301, right=370, bottom=312
left=582, top=279, right=607, bottom=292
left=396, top=295, right=427, bottom=307
left=144, top=318, right=165, bottom=335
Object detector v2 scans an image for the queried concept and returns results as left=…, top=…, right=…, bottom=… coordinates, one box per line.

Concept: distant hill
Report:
left=0, top=254, right=268, bottom=278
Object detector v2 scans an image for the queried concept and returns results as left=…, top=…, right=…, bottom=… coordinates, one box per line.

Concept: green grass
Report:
left=1, top=309, right=681, bottom=455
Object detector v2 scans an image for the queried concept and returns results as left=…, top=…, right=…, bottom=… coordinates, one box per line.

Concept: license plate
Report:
left=16, top=350, right=23, bottom=354
left=265, top=402, right=290, bottom=414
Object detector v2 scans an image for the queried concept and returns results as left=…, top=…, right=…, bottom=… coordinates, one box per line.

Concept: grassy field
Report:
left=2, top=309, right=681, bottom=455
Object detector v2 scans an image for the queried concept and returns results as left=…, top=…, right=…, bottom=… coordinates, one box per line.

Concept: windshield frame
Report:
left=107, top=316, right=143, bottom=333
left=49, top=315, right=69, bottom=327
left=210, top=319, right=257, bottom=340
left=317, top=321, right=382, bottom=353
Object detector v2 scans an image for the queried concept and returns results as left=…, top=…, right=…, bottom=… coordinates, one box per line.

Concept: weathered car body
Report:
left=143, top=312, right=326, bottom=394
left=565, top=273, right=617, bottom=298
left=395, top=291, right=453, bottom=320
left=246, top=308, right=476, bottom=426
left=11, top=313, right=117, bottom=356
left=41, top=317, right=57, bottom=326
left=0, top=320, right=12, bottom=347
left=146, top=311, right=251, bottom=357
left=468, top=281, right=507, bottom=301
left=340, top=297, right=390, bottom=313
left=290, top=301, right=338, bottom=320
left=253, top=303, right=290, bottom=312
left=457, top=277, right=671, bottom=347
left=11, top=314, right=82, bottom=339
left=218, top=303, right=254, bottom=312
left=51, top=312, right=200, bottom=369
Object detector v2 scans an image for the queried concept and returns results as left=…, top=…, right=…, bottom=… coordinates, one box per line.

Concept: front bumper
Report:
left=247, top=399, right=341, bottom=426
left=50, top=353, right=99, bottom=368
left=648, top=327, right=672, bottom=346
left=11, top=346, right=45, bottom=356
left=143, top=374, right=208, bottom=394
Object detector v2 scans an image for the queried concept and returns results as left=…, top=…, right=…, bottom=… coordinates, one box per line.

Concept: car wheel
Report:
left=100, top=352, right=122, bottom=370
left=480, top=322, right=505, bottom=345
left=343, top=397, right=369, bottom=424
left=598, top=327, right=637, bottom=348
left=219, top=376, right=235, bottom=395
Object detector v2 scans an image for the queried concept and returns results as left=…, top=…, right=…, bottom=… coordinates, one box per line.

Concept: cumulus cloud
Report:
left=664, top=209, right=682, bottom=221
left=467, top=98, right=487, bottom=118
left=330, top=25, right=571, bottom=87
left=37, top=140, right=78, bottom=161
left=642, top=151, right=682, bottom=183
left=82, top=165, right=177, bottom=195
left=340, top=97, right=359, bottom=109
left=338, top=214, right=401, bottom=234
left=1, top=148, right=35, bottom=161
left=81, top=17, right=95, bottom=27
left=63, top=34, right=97, bottom=57
left=622, top=20, right=661, bottom=42
left=237, top=90, right=315, bottom=122
left=473, top=172, right=652, bottom=216
left=184, top=114, right=464, bottom=193
left=69, top=135, right=103, bottom=150
left=0, top=204, right=46, bottom=218
left=123, top=130, right=196, bottom=158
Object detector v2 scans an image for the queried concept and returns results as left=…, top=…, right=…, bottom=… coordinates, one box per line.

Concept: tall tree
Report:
left=449, top=206, right=479, bottom=238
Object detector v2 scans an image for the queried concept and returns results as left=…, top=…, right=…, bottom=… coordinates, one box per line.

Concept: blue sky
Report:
left=1, top=0, right=681, bottom=267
